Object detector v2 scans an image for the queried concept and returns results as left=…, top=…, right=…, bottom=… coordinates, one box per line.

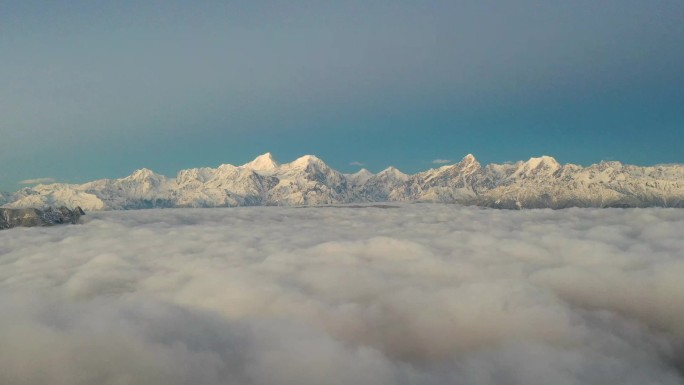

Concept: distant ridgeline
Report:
left=2, top=153, right=683, bottom=210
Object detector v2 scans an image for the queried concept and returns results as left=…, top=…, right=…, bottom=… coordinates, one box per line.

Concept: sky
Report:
left=1, top=205, right=683, bottom=384
left=1, top=0, right=683, bottom=191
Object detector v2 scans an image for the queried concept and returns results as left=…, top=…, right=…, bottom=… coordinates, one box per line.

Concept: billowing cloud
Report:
left=349, top=161, right=365, bottom=166
left=18, top=177, right=55, bottom=185
left=431, top=159, right=452, bottom=164
left=0, top=204, right=683, bottom=384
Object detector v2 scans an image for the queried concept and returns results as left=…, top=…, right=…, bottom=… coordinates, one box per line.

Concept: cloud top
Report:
left=0, top=204, right=683, bottom=384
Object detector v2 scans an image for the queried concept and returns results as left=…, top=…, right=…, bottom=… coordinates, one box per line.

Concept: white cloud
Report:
left=431, top=159, right=452, bottom=164
left=0, top=204, right=683, bottom=384
left=349, top=161, right=365, bottom=166
left=18, top=177, right=56, bottom=185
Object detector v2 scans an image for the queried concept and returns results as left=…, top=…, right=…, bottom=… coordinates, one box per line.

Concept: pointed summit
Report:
left=455, top=154, right=481, bottom=174
left=243, top=152, right=279, bottom=171
left=378, top=166, right=409, bottom=181
left=461, top=154, right=477, bottom=164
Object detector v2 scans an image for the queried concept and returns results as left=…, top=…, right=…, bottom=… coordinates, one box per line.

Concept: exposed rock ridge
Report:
left=0, top=206, right=85, bottom=229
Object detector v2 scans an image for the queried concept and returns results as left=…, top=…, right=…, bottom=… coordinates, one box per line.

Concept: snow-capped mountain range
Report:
left=2, top=153, right=683, bottom=210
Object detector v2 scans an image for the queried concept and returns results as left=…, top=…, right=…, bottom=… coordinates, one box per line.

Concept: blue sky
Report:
left=1, top=0, right=683, bottom=191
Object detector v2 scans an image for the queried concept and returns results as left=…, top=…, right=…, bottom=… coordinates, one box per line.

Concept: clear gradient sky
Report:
left=1, top=0, right=683, bottom=191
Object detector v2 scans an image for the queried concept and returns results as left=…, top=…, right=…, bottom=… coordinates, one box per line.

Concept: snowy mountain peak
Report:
left=176, top=167, right=216, bottom=184
left=527, top=155, right=559, bottom=167
left=462, top=154, right=477, bottom=164
left=351, top=168, right=373, bottom=177
left=125, top=168, right=162, bottom=181
left=346, top=168, right=375, bottom=186
left=458, top=154, right=481, bottom=172
left=507, top=156, right=562, bottom=179
left=288, top=155, right=325, bottom=169
left=378, top=166, right=409, bottom=181
left=521, top=156, right=561, bottom=174
left=242, top=152, right=279, bottom=171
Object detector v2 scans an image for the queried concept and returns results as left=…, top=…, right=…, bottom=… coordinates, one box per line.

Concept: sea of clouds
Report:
left=0, top=204, right=683, bottom=385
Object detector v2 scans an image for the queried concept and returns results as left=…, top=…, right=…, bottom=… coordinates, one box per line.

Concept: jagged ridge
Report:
left=3, top=153, right=683, bottom=210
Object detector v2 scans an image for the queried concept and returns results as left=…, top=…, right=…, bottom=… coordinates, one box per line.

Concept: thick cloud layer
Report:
left=0, top=204, right=683, bottom=384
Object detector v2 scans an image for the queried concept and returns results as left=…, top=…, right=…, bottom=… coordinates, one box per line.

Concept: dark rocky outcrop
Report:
left=0, top=206, right=85, bottom=230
